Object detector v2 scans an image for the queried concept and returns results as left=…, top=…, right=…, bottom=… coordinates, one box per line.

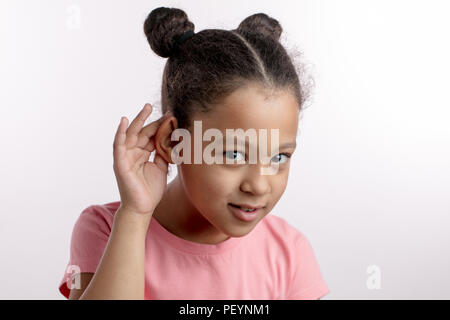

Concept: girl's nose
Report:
left=239, top=165, right=271, bottom=196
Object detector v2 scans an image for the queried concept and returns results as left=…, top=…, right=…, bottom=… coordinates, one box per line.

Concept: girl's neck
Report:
left=151, top=175, right=231, bottom=244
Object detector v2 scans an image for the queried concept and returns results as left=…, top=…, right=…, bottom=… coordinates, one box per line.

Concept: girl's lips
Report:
left=229, top=203, right=264, bottom=210
left=228, top=203, right=261, bottom=222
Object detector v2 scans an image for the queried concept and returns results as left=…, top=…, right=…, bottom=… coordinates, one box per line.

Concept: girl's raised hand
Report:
left=113, top=103, right=170, bottom=216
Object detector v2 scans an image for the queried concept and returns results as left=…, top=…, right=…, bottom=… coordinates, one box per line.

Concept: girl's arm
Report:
left=75, top=104, right=168, bottom=299
left=78, top=207, right=151, bottom=300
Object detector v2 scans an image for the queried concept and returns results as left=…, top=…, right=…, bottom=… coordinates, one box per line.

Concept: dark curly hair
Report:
left=143, top=7, right=312, bottom=130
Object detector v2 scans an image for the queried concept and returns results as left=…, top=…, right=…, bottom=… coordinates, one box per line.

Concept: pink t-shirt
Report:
left=59, top=201, right=330, bottom=299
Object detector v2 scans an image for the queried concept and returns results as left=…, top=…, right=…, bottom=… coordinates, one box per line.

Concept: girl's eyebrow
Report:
left=223, top=137, right=296, bottom=150
left=280, top=142, right=297, bottom=149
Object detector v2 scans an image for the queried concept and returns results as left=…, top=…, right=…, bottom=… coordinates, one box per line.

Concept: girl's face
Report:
left=176, top=83, right=299, bottom=238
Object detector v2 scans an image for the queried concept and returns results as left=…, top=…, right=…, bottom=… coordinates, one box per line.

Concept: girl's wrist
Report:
left=113, top=206, right=153, bottom=231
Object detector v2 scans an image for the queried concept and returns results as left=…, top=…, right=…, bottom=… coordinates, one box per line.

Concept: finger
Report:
left=140, top=136, right=156, bottom=153
left=153, top=152, right=169, bottom=174
left=126, top=103, right=153, bottom=139
left=136, top=113, right=170, bottom=149
left=113, top=116, right=128, bottom=160
left=141, top=112, right=169, bottom=136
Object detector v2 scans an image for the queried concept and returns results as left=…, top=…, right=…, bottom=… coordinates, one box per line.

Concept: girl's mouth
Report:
left=228, top=203, right=263, bottom=222
left=229, top=203, right=257, bottom=212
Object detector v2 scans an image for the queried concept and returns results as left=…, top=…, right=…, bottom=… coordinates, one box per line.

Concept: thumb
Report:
left=153, top=152, right=169, bottom=174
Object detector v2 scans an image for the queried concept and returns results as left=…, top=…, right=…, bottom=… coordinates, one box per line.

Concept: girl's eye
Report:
left=223, top=151, right=291, bottom=164
left=271, top=153, right=291, bottom=164
left=223, top=151, right=245, bottom=162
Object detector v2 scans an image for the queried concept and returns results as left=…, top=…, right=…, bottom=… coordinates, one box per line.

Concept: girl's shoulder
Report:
left=75, top=201, right=121, bottom=230
left=81, top=201, right=121, bottom=216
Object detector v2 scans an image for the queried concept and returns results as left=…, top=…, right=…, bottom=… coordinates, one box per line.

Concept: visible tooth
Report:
left=231, top=204, right=256, bottom=212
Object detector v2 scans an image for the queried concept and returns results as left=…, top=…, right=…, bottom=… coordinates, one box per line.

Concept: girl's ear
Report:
left=154, top=115, right=179, bottom=164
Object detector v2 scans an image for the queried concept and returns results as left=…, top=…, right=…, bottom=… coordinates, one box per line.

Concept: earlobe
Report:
left=154, top=116, right=178, bottom=164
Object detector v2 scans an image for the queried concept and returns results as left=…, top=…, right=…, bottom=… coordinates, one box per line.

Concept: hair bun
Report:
left=143, top=7, right=195, bottom=58
left=236, top=13, right=282, bottom=41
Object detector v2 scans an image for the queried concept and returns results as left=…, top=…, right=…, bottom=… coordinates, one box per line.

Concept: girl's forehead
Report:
left=196, top=86, right=300, bottom=135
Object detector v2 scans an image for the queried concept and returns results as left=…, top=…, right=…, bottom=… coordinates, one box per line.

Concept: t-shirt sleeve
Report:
left=286, top=235, right=330, bottom=300
left=58, top=205, right=112, bottom=299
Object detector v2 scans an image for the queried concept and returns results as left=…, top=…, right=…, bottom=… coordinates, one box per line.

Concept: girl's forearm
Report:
left=79, top=207, right=152, bottom=300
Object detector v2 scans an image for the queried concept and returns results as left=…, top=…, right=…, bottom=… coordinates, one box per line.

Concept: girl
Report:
left=58, top=7, right=330, bottom=300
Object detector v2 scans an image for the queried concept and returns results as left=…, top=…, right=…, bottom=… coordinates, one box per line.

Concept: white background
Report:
left=1, top=0, right=449, bottom=299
